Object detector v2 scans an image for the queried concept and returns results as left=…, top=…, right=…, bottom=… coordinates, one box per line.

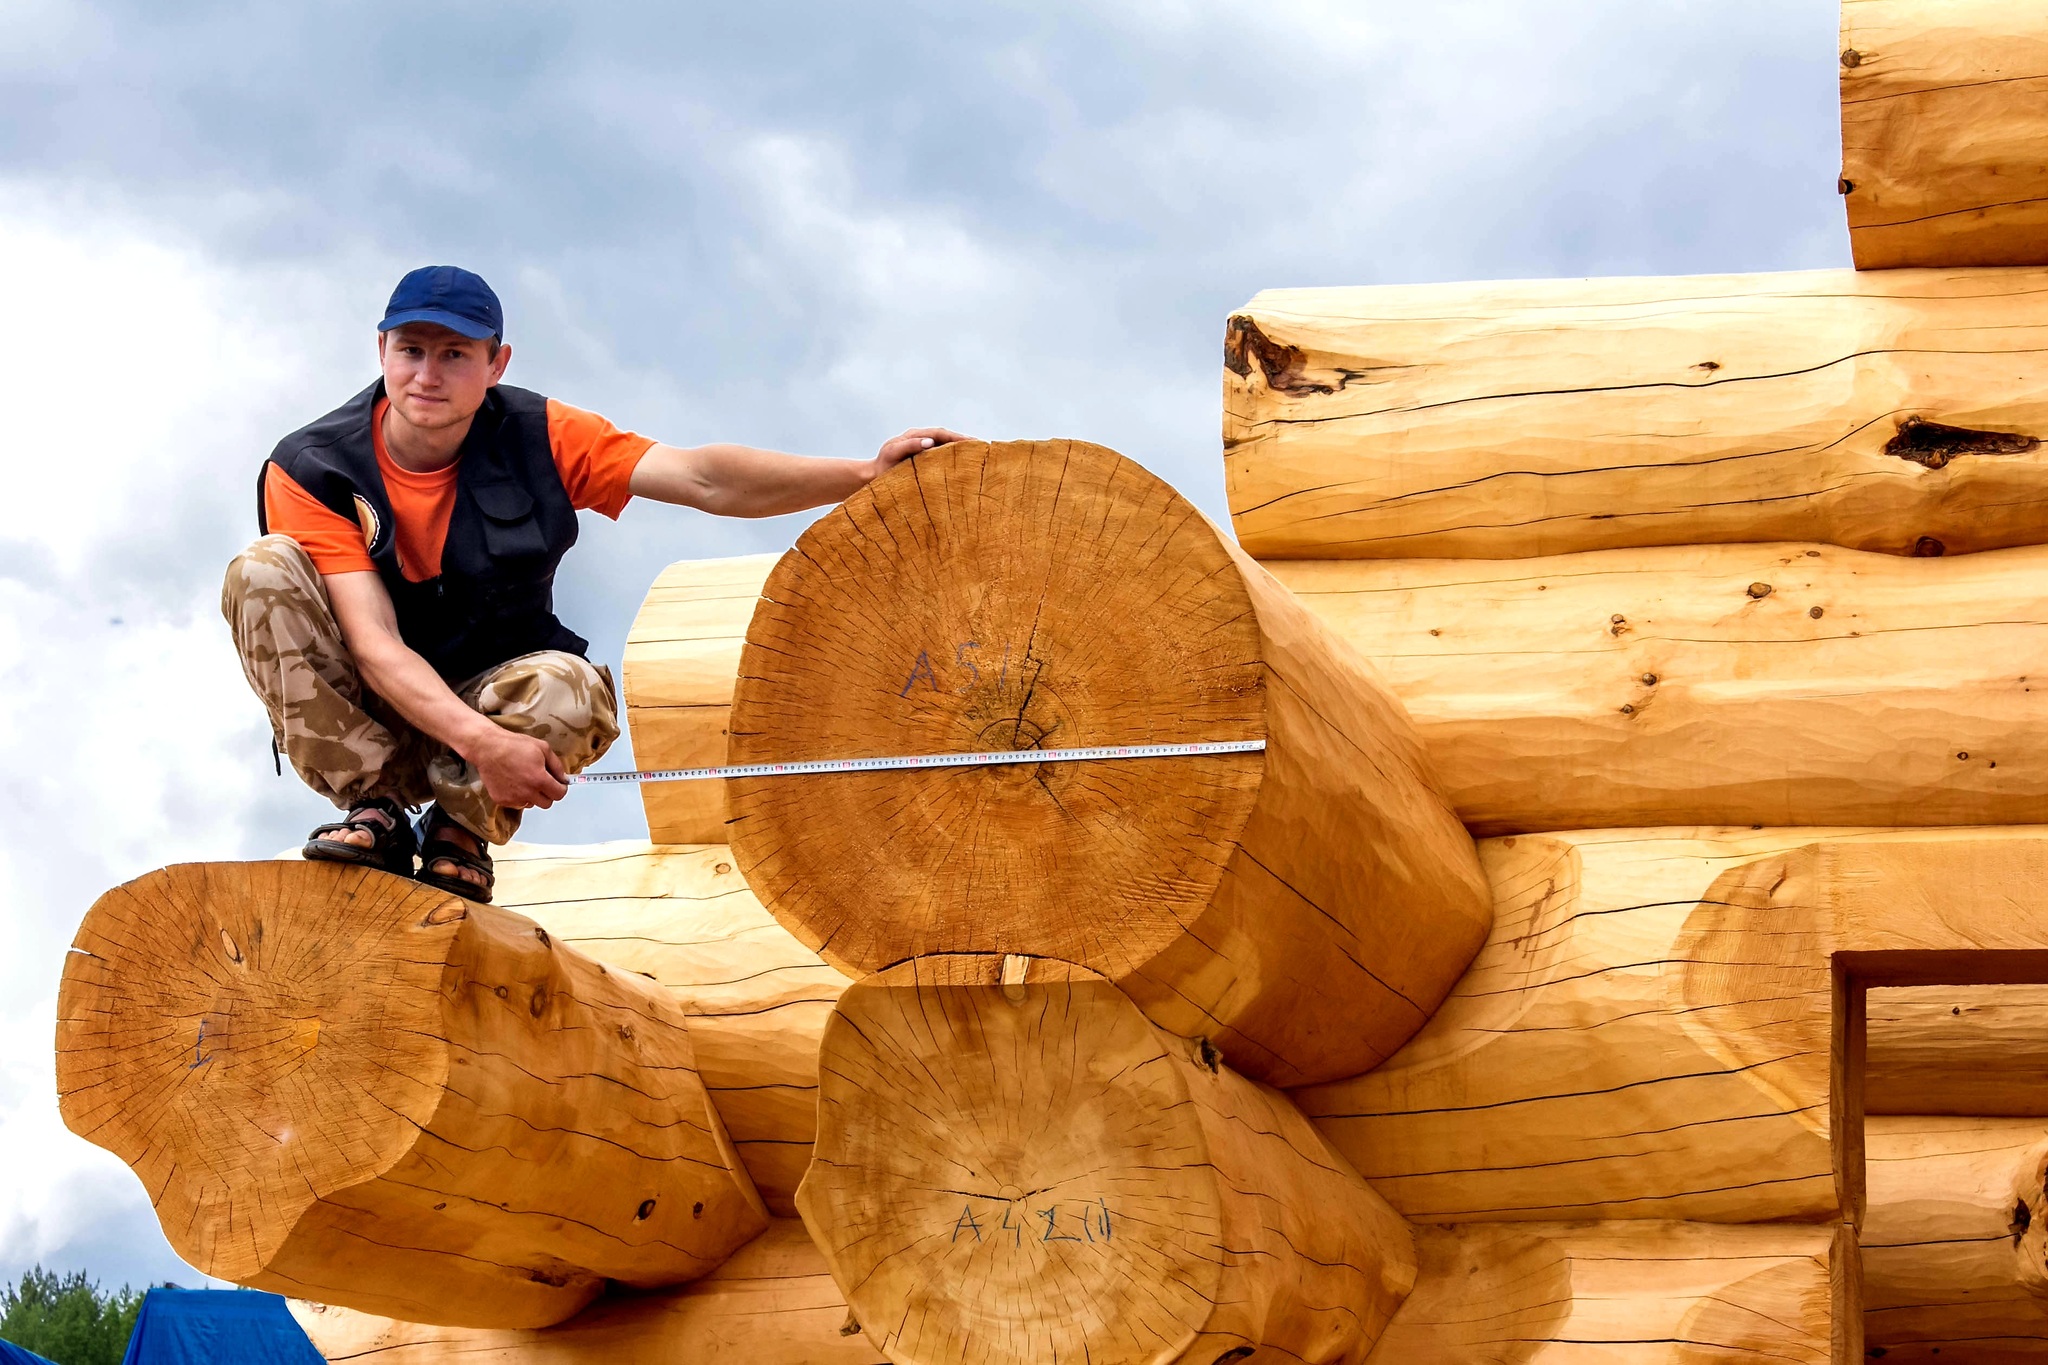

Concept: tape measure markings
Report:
left=570, top=739, right=1267, bottom=786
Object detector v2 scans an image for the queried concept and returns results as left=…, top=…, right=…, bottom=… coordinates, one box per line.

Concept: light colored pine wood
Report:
left=726, top=439, right=1490, bottom=1087
left=1365, top=1220, right=1847, bottom=1364
left=1842, top=0, right=2048, bottom=270
left=288, top=1220, right=887, bottom=1364
left=1271, top=541, right=2048, bottom=833
left=56, top=860, right=769, bottom=1328
left=628, top=541, right=2048, bottom=837
left=622, top=554, right=778, bottom=844
left=798, top=956, right=1416, bottom=1365
left=489, top=841, right=851, bottom=1215
left=1869, top=986, right=2048, bottom=1115
left=1222, top=271, right=2048, bottom=560
left=1863, top=1116, right=2048, bottom=1360
left=1294, top=827, right=2048, bottom=1227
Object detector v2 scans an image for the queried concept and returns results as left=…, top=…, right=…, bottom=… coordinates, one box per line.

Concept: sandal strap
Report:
left=310, top=796, right=411, bottom=844
left=418, top=808, right=493, bottom=867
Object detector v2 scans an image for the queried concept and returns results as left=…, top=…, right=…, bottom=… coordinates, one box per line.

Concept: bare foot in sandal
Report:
left=304, top=797, right=417, bottom=876
left=416, top=805, right=494, bottom=903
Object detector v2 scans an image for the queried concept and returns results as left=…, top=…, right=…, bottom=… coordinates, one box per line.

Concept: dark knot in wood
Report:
left=1885, top=415, right=2040, bottom=471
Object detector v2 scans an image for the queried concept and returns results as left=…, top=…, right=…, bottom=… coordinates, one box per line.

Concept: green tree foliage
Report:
left=0, top=1267, right=144, bottom=1365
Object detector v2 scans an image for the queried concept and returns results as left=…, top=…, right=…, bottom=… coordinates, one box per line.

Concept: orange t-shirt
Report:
left=263, top=397, right=655, bottom=581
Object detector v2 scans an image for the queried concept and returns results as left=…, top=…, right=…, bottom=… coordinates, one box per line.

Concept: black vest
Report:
left=257, top=380, right=588, bottom=683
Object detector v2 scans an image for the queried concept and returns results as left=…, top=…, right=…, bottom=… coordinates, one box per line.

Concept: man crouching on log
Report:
left=224, top=265, right=965, bottom=903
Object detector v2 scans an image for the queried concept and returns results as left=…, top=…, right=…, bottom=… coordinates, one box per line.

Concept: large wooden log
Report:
left=725, top=438, right=1490, bottom=1087
left=624, top=557, right=770, bottom=844
left=55, top=861, right=768, bottom=1328
left=622, top=554, right=776, bottom=845
left=1366, top=1221, right=1849, bottom=1364
left=630, top=541, right=2048, bottom=837
left=1222, top=270, right=2048, bottom=560
left=1863, top=1115, right=2048, bottom=1360
left=289, top=1220, right=886, bottom=1364
left=490, top=841, right=850, bottom=1215
left=1869, top=985, right=2048, bottom=1115
left=1271, top=541, right=2048, bottom=832
left=1842, top=0, right=2048, bottom=270
left=1294, top=827, right=2048, bottom=1226
left=799, top=957, right=1416, bottom=1365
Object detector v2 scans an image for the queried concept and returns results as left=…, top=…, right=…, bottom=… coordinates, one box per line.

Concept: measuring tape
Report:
left=570, top=739, right=1266, bottom=786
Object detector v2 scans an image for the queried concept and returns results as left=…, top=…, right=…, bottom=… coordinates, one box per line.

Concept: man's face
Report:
left=378, top=323, right=510, bottom=430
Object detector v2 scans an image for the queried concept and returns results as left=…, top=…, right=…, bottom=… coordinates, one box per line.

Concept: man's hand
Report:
left=466, top=727, right=570, bottom=810
left=872, top=427, right=975, bottom=479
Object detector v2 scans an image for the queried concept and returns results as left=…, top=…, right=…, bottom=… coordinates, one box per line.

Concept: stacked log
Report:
left=1842, top=0, right=2048, bottom=270
left=1370, top=1221, right=1846, bottom=1364
left=1863, top=1116, right=2048, bottom=1359
left=723, top=438, right=1492, bottom=1088
left=1869, top=985, right=2048, bottom=1115
left=487, top=842, right=850, bottom=1214
left=1220, top=270, right=2048, bottom=560
left=627, top=540, right=2048, bottom=836
left=88, top=12, right=2048, bottom=1343
left=621, top=554, right=777, bottom=845
left=1293, top=827, right=2048, bottom=1226
left=289, top=1220, right=885, bottom=1364
left=798, top=957, right=1415, bottom=1365
left=55, top=861, right=768, bottom=1328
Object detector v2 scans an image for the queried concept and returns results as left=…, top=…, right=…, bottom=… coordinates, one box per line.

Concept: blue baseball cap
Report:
left=378, top=265, right=504, bottom=341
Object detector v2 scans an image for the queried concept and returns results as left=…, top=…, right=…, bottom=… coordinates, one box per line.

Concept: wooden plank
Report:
left=1842, top=0, right=2048, bottom=269
left=1222, top=270, right=2048, bottom=559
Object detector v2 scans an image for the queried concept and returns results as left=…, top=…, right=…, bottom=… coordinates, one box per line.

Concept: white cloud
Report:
left=0, top=189, right=379, bottom=1288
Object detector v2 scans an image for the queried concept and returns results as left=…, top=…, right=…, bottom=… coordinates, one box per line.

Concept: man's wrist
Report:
left=450, top=715, right=505, bottom=764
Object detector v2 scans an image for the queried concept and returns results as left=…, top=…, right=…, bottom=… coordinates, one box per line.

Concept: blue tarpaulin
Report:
left=119, top=1288, right=324, bottom=1365
left=0, top=1339, right=60, bottom=1365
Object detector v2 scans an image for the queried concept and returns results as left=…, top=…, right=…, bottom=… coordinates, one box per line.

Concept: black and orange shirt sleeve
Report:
left=546, top=398, right=655, bottom=519
left=263, top=463, right=378, bottom=576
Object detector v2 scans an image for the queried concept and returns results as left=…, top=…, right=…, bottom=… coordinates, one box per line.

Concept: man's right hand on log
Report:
left=466, top=727, right=569, bottom=811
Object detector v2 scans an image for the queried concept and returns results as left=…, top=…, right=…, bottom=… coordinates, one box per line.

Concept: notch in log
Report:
left=725, top=438, right=1491, bottom=1088
left=55, top=861, right=769, bottom=1328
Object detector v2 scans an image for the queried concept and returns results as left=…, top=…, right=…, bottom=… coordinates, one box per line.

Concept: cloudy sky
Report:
left=0, top=0, right=1842, bottom=1292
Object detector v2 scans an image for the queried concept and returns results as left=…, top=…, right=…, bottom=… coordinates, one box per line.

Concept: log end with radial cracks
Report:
left=726, top=438, right=1489, bottom=1086
left=797, top=956, right=1416, bottom=1365
left=56, top=860, right=767, bottom=1328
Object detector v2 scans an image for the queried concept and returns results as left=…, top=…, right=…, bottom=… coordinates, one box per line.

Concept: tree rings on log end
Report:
left=797, top=958, right=1415, bottom=1365
left=55, top=860, right=768, bottom=1328
left=732, top=439, right=1266, bottom=972
left=729, top=438, right=1490, bottom=1086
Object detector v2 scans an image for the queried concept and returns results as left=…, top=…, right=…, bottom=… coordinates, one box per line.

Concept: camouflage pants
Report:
left=221, top=534, right=619, bottom=844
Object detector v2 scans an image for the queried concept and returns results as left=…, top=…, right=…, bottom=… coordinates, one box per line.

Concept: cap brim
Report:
left=377, top=308, right=498, bottom=340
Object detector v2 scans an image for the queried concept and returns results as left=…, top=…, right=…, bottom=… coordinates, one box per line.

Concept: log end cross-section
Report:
left=798, top=958, right=1416, bottom=1365
left=727, top=437, right=1490, bottom=1086
left=55, top=861, right=768, bottom=1328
